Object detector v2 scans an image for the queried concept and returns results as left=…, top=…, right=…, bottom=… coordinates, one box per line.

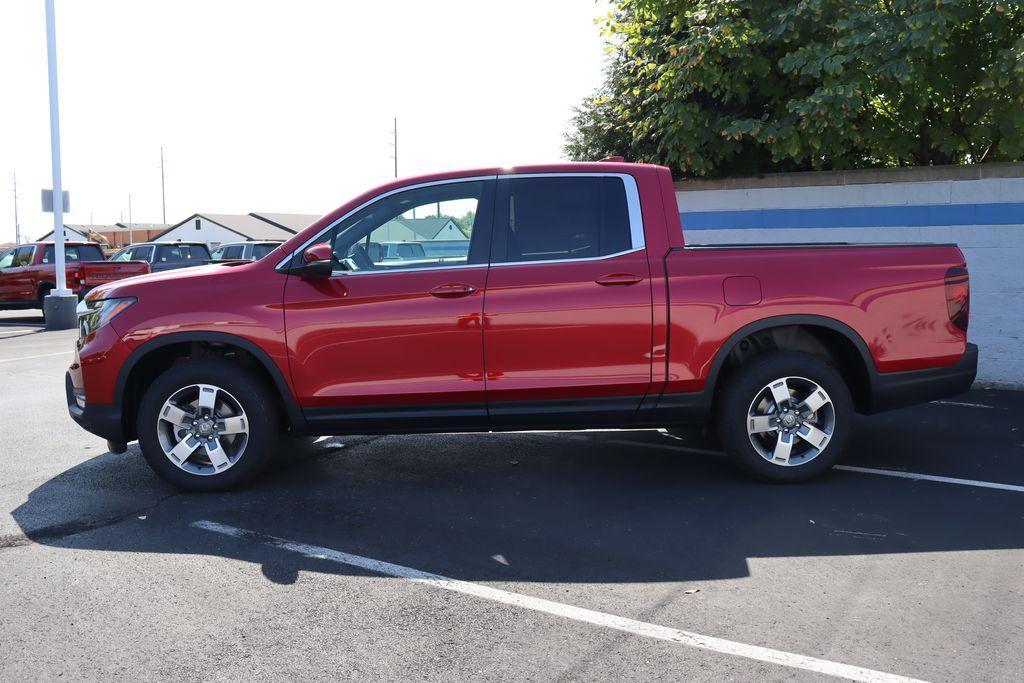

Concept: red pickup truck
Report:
left=0, top=242, right=150, bottom=315
left=66, top=162, right=976, bottom=491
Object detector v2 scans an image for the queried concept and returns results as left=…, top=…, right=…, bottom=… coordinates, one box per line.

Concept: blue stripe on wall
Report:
left=680, top=202, right=1024, bottom=230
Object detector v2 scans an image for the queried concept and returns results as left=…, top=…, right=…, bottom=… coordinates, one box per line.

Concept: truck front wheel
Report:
left=136, top=359, right=280, bottom=491
left=717, top=351, right=852, bottom=482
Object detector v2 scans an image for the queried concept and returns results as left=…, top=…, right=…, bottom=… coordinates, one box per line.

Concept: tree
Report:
left=564, top=0, right=1024, bottom=177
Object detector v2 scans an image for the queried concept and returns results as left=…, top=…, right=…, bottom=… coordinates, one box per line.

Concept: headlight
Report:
left=78, top=297, right=136, bottom=338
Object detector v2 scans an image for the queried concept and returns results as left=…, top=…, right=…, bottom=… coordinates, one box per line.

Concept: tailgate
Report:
left=80, top=261, right=151, bottom=285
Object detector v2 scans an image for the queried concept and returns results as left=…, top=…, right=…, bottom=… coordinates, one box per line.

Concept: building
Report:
left=249, top=213, right=320, bottom=233
left=35, top=224, right=168, bottom=248
left=35, top=225, right=91, bottom=242
left=109, top=223, right=168, bottom=247
left=154, top=213, right=314, bottom=248
left=372, top=217, right=468, bottom=242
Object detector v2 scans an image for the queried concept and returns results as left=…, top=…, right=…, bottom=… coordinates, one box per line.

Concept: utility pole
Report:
left=391, top=117, right=398, bottom=178
left=128, top=193, right=133, bottom=244
left=160, top=146, right=166, bottom=224
left=43, top=0, right=76, bottom=329
left=12, top=173, right=20, bottom=245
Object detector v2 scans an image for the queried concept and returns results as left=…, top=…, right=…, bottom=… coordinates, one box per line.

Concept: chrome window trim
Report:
left=489, top=247, right=645, bottom=268
left=495, top=171, right=645, bottom=251
left=274, top=175, right=498, bottom=271
left=277, top=170, right=647, bottom=274
left=332, top=262, right=485, bottom=277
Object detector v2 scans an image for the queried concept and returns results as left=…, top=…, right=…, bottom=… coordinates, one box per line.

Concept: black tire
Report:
left=137, top=358, right=280, bottom=491
left=717, top=351, right=852, bottom=483
left=38, top=286, right=53, bottom=323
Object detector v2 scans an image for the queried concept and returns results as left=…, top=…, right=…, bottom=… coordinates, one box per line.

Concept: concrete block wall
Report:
left=675, top=163, right=1024, bottom=388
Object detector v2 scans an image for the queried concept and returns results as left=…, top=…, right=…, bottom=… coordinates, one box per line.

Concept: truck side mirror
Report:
left=293, top=243, right=334, bottom=279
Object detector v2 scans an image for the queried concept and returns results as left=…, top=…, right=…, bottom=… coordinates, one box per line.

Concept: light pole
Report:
left=160, top=146, right=166, bottom=225
left=12, top=173, right=20, bottom=245
left=43, top=0, right=77, bottom=329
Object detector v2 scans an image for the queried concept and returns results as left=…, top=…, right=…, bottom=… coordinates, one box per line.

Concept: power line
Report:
left=390, top=117, right=398, bottom=178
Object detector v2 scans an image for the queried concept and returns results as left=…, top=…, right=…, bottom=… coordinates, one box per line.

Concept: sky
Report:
left=0, top=0, right=611, bottom=243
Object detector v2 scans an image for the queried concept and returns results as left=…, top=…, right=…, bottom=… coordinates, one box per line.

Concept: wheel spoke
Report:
left=796, top=423, right=831, bottom=450
left=160, top=403, right=194, bottom=428
left=772, top=431, right=794, bottom=464
left=203, top=438, right=230, bottom=469
left=799, top=385, right=831, bottom=415
left=196, top=384, right=219, bottom=413
left=168, top=435, right=200, bottom=465
left=768, top=379, right=791, bottom=408
left=219, top=416, right=247, bottom=435
left=748, top=415, right=778, bottom=434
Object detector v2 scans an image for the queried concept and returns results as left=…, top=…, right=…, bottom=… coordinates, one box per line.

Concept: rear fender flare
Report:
left=703, top=314, right=877, bottom=398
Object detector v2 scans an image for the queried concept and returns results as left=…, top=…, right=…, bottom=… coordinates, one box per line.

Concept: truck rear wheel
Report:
left=136, top=358, right=280, bottom=491
left=38, top=285, right=53, bottom=322
left=717, top=351, right=852, bottom=482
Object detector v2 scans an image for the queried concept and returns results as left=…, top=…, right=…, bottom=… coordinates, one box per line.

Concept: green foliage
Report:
left=449, top=210, right=476, bottom=237
left=564, top=0, right=1024, bottom=176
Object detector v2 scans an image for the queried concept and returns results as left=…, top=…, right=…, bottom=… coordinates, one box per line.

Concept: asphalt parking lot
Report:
left=1, top=309, right=1022, bottom=682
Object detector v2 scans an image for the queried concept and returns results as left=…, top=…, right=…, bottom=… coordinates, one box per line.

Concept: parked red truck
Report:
left=0, top=242, right=150, bottom=316
left=66, top=162, right=976, bottom=490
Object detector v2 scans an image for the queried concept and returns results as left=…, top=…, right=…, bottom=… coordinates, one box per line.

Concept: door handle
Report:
left=428, top=282, right=477, bottom=298
left=595, top=273, right=643, bottom=287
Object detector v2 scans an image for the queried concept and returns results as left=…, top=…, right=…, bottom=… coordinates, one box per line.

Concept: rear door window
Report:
left=42, top=245, right=105, bottom=263
left=188, top=245, right=211, bottom=260
left=156, top=245, right=186, bottom=262
left=222, top=245, right=245, bottom=259
left=132, top=246, right=154, bottom=262
left=494, top=176, right=632, bottom=263
left=252, top=243, right=277, bottom=259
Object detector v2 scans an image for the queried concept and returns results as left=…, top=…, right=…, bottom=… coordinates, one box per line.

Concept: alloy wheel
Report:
left=156, top=383, right=249, bottom=475
left=746, top=375, right=835, bottom=467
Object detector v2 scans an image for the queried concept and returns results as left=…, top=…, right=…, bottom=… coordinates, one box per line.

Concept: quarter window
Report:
left=500, top=176, right=632, bottom=263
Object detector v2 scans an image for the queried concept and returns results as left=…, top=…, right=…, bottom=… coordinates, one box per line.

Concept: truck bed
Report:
left=661, top=242, right=969, bottom=396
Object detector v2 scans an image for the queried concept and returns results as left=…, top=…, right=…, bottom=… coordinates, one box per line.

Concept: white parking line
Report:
left=0, top=329, right=38, bottom=335
left=193, top=520, right=924, bottom=683
left=0, top=351, right=73, bottom=364
left=612, top=440, right=1024, bottom=494
left=834, top=465, right=1024, bottom=494
left=930, top=400, right=995, bottom=409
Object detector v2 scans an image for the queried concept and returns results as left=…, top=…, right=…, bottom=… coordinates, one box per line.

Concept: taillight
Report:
left=945, top=266, right=969, bottom=332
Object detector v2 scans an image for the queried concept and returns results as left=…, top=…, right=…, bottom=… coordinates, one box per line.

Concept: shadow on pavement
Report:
left=0, top=314, right=45, bottom=326
left=11, top=390, right=1024, bottom=586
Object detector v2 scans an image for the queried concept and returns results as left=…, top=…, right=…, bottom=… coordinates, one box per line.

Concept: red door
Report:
left=283, top=178, right=495, bottom=431
left=483, top=174, right=653, bottom=423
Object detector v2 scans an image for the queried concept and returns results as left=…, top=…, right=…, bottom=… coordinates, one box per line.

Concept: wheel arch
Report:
left=705, top=315, right=877, bottom=413
left=115, top=332, right=305, bottom=440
